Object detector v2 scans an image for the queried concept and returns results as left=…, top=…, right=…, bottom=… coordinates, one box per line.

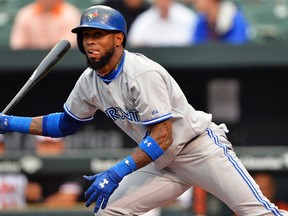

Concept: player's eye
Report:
left=83, top=31, right=106, bottom=39
left=83, top=33, right=89, bottom=39
left=92, top=32, right=104, bottom=38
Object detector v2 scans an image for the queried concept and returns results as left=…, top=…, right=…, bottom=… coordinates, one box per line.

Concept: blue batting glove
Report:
left=84, top=169, right=122, bottom=213
left=83, top=156, right=137, bottom=213
left=0, top=113, right=11, bottom=134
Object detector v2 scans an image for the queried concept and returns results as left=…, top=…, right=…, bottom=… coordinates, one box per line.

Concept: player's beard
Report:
left=86, top=47, right=115, bottom=71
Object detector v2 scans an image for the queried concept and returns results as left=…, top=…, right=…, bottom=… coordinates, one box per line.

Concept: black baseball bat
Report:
left=2, top=39, right=71, bottom=114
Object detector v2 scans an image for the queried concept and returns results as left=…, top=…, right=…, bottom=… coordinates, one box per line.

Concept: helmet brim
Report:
left=71, top=23, right=120, bottom=33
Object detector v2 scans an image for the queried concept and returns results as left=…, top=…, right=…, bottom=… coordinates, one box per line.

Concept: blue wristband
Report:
left=111, top=156, right=137, bottom=179
left=139, top=135, right=164, bottom=161
left=1, top=115, right=32, bottom=134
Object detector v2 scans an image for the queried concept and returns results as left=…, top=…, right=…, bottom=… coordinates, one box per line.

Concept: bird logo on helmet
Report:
left=87, top=11, right=99, bottom=21
left=71, top=5, right=127, bottom=54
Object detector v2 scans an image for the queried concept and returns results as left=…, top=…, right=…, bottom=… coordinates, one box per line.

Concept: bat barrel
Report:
left=2, top=39, right=71, bottom=114
left=31, top=39, right=71, bottom=82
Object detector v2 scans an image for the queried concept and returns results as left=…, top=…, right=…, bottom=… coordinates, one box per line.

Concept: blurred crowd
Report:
left=2, top=0, right=254, bottom=51
left=0, top=0, right=288, bottom=215
left=0, top=134, right=87, bottom=209
left=0, top=0, right=287, bottom=50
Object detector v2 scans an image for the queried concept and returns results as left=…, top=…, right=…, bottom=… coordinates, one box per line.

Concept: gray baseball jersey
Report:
left=64, top=50, right=287, bottom=216
left=64, top=50, right=212, bottom=168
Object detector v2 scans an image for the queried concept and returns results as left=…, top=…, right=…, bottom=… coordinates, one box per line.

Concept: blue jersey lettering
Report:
left=105, top=107, right=140, bottom=122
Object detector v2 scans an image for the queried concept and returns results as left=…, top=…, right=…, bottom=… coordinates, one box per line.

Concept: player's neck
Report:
left=96, top=51, right=124, bottom=77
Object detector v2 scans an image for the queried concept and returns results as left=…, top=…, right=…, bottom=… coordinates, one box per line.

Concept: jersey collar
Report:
left=98, top=51, right=125, bottom=84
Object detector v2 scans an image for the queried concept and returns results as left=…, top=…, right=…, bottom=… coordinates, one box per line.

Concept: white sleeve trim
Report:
left=142, top=113, right=173, bottom=126
left=64, top=103, right=93, bottom=122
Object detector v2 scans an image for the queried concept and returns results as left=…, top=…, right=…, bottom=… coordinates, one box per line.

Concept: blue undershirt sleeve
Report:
left=42, top=112, right=83, bottom=137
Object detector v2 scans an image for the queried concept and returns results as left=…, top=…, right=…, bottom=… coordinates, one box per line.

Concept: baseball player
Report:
left=0, top=5, right=287, bottom=216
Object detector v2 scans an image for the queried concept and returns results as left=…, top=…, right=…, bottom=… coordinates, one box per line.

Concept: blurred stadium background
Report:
left=1, top=0, right=288, bottom=215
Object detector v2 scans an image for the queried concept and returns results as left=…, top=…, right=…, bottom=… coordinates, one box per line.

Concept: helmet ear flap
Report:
left=77, top=34, right=85, bottom=54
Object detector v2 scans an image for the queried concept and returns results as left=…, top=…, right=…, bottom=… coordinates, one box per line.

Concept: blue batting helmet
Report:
left=72, top=5, right=127, bottom=54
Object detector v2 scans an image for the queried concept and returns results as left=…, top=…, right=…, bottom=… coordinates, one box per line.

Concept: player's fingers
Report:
left=94, top=194, right=104, bottom=213
left=84, top=184, right=97, bottom=200
left=101, top=196, right=109, bottom=210
left=85, top=191, right=98, bottom=207
left=83, top=174, right=97, bottom=182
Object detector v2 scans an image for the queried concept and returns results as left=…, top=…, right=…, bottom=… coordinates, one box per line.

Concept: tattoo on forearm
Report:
left=132, top=147, right=152, bottom=169
left=131, top=119, right=173, bottom=169
left=29, top=117, right=43, bottom=135
left=148, top=119, right=173, bottom=151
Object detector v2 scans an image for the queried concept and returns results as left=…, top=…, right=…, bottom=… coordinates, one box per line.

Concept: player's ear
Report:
left=115, top=32, right=124, bottom=47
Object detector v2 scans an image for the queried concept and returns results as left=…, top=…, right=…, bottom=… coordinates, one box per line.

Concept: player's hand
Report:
left=83, top=169, right=122, bottom=213
left=0, top=113, right=10, bottom=134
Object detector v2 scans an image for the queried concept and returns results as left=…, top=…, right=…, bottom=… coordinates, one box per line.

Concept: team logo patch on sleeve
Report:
left=152, top=110, right=159, bottom=115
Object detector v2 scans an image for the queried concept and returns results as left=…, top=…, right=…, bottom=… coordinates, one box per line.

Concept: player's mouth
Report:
left=87, top=49, right=100, bottom=59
